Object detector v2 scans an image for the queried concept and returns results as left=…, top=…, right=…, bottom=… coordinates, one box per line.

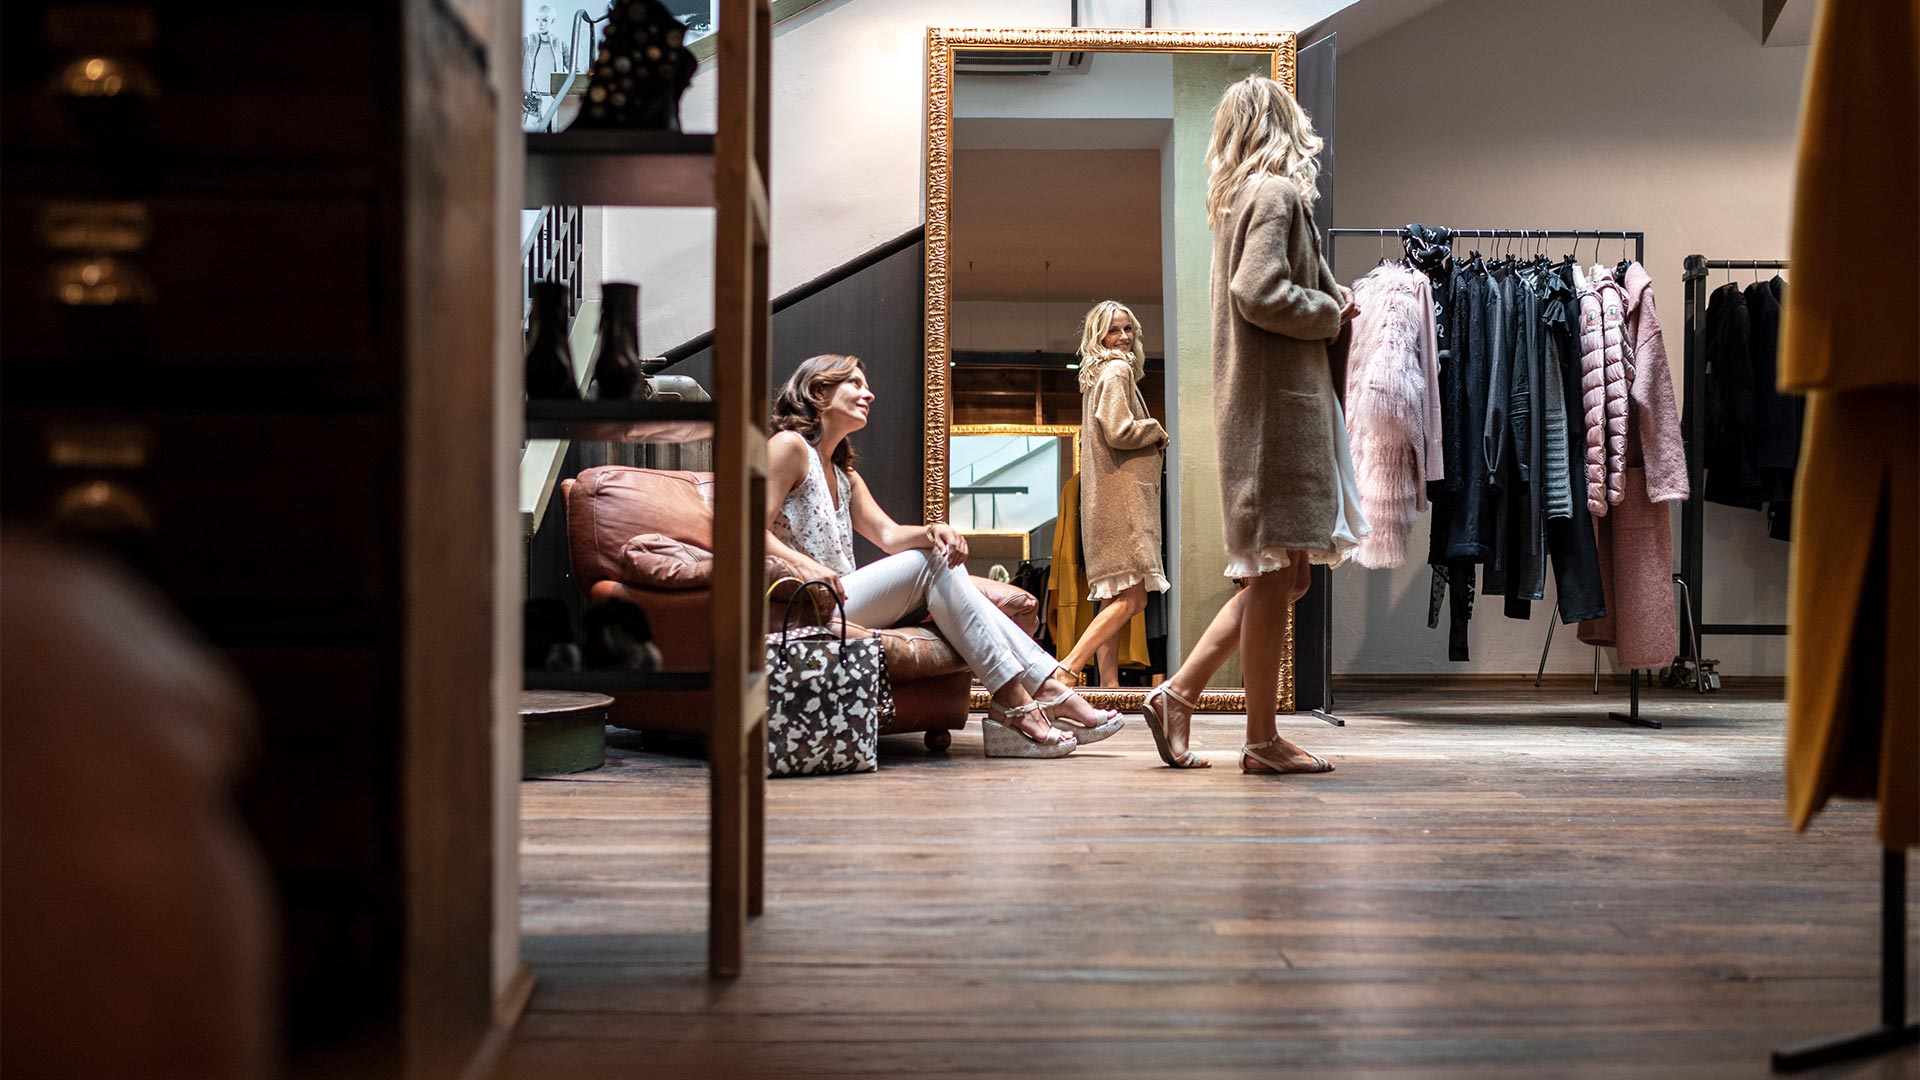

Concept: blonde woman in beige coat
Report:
left=1142, top=74, right=1361, bottom=774
left=1055, top=300, right=1170, bottom=689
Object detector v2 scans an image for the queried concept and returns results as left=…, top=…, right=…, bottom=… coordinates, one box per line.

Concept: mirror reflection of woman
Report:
left=765, top=354, right=1125, bottom=758
left=1054, top=301, right=1169, bottom=689
left=1141, top=74, right=1364, bottom=774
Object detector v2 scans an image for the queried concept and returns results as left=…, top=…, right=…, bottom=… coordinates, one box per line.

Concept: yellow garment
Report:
left=1048, top=472, right=1149, bottom=672
left=1779, top=0, right=1920, bottom=848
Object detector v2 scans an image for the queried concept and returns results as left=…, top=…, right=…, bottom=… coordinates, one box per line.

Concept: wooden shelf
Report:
left=523, top=669, right=711, bottom=693
left=525, top=131, right=715, bottom=208
left=524, top=398, right=715, bottom=442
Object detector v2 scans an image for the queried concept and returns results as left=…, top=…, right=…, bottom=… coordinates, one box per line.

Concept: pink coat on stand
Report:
left=1577, top=262, right=1691, bottom=670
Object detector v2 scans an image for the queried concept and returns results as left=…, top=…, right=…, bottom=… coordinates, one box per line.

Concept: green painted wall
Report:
left=1168, top=54, right=1244, bottom=687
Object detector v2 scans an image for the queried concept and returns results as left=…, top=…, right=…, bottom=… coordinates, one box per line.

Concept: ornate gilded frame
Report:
left=927, top=28, right=1297, bottom=716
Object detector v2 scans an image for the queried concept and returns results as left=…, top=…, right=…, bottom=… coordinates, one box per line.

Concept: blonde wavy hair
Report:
left=1075, top=300, right=1146, bottom=392
left=1205, top=74, right=1323, bottom=230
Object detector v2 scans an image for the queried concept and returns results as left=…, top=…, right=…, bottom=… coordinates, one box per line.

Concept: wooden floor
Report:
left=501, top=681, right=1918, bottom=1079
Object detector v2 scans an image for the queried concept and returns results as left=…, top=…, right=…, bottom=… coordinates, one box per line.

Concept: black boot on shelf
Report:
left=588, top=282, right=652, bottom=401
left=581, top=598, right=662, bottom=672
left=525, top=282, right=580, bottom=400
left=569, top=0, right=697, bottom=132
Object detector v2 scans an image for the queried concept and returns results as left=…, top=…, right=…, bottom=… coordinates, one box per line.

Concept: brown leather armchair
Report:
left=560, top=466, right=1039, bottom=749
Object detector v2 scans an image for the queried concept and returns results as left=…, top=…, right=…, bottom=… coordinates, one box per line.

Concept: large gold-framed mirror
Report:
left=924, top=27, right=1298, bottom=714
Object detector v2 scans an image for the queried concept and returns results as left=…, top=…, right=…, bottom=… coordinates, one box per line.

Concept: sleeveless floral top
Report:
left=771, top=441, right=857, bottom=574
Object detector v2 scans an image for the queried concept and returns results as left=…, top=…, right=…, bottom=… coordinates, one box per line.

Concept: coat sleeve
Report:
left=1090, top=370, right=1165, bottom=451
left=1228, top=183, right=1344, bottom=342
left=1416, top=277, right=1445, bottom=493
left=1630, top=290, right=1691, bottom=503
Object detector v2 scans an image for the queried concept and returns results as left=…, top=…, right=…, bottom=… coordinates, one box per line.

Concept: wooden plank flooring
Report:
left=501, top=681, right=1918, bottom=1079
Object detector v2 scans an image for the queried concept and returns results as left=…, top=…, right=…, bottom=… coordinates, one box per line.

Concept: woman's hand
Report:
left=792, top=558, right=845, bottom=602
left=926, top=523, right=969, bottom=568
left=1154, top=426, right=1171, bottom=451
left=1336, top=284, right=1361, bottom=326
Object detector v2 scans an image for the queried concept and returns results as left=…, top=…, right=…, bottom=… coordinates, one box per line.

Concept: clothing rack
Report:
left=1327, top=227, right=1696, bottom=729
left=1677, top=256, right=1791, bottom=686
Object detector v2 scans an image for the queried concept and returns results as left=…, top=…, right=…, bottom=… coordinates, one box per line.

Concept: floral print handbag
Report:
left=764, top=580, right=893, bottom=777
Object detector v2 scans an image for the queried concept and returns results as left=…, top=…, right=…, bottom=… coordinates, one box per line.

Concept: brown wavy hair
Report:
left=770, top=353, right=864, bottom=472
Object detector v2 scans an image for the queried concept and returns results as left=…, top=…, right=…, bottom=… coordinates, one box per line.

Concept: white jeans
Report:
left=840, top=549, right=1056, bottom=696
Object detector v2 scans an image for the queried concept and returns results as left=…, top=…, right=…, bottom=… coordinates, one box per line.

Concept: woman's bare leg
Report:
left=1062, top=584, right=1149, bottom=686
left=1150, top=588, right=1247, bottom=760
left=1241, top=557, right=1323, bottom=770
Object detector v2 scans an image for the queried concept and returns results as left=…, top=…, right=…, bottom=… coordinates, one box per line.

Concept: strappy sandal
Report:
left=1039, top=690, right=1125, bottom=745
left=1240, top=734, right=1333, bottom=775
left=983, top=700, right=1078, bottom=759
left=1051, top=665, right=1083, bottom=688
left=1141, top=685, right=1209, bottom=769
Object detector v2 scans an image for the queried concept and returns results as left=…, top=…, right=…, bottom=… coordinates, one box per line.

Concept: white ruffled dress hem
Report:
left=1086, top=569, right=1171, bottom=602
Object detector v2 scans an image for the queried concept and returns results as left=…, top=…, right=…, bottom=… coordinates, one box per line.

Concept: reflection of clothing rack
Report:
left=1676, top=256, right=1791, bottom=686
left=1327, top=227, right=1696, bottom=729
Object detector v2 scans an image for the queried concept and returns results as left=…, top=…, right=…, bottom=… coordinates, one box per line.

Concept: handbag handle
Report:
left=766, top=575, right=827, bottom=625
left=777, top=579, right=849, bottom=652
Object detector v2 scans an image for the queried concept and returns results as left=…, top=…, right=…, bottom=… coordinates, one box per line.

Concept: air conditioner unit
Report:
left=954, top=48, right=1093, bottom=76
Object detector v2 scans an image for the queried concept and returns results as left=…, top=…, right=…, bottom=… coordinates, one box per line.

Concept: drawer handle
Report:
left=51, top=480, right=153, bottom=534
left=54, top=55, right=158, bottom=99
left=48, top=256, right=154, bottom=306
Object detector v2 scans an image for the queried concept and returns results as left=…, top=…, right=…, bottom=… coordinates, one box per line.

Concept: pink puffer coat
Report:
left=1576, top=266, right=1631, bottom=516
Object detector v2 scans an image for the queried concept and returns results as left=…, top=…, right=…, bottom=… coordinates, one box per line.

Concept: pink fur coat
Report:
left=1344, top=264, right=1444, bottom=569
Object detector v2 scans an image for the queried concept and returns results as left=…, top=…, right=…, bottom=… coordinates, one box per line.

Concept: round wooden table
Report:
left=520, top=690, right=615, bottom=778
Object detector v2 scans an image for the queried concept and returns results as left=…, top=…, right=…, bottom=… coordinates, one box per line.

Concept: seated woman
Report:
left=765, top=354, right=1124, bottom=758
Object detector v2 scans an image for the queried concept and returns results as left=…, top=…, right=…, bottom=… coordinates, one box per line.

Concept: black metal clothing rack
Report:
left=1771, top=847, right=1918, bottom=1070
left=1677, top=255, right=1792, bottom=679
left=1326, top=227, right=1699, bottom=728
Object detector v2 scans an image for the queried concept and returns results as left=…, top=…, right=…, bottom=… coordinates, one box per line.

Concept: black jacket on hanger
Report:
left=1543, top=262, right=1607, bottom=623
left=1427, top=258, right=1490, bottom=661
left=1502, top=265, right=1550, bottom=615
left=1481, top=263, right=1519, bottom=592
left=1703, top=282, right=1763, bottom=508
left=1745, top=277, right=1799, bottom=493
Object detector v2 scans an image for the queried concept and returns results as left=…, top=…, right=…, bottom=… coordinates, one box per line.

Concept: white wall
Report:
left=956, top=50, right=1173, bottom=120
left=1328, top=0, right=1809, bottom=675
left=602, top=0, right=1358, bottom=354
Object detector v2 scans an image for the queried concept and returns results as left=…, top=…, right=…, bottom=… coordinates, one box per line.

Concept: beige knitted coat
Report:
left=1078, top=355, right=1169, bottom=599
left=1209, top=175, right=1345, bottom=562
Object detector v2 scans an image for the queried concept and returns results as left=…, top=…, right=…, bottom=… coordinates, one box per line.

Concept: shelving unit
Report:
left=523, top=399, right=715, bottom=442
left=525, top=131, right=716, bottom=208
left=522, top=0, right=771, bottom=979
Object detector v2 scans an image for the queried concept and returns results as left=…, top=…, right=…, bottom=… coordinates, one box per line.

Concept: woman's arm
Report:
left=1091, top=371, right=1168, bottom=450
left=1229, top=180, right=1344, bottom=342
left=763, top=432, right=845, bottom=590
left=848, top=472, right=968, bottom=566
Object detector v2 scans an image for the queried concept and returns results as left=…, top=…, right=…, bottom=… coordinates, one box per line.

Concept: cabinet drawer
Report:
left=0, top=409, right=392, bottom=630
left=227, top=647, right=393, bottom=878
left=0, top=195, right=378, bottom=384
left=0, top=4, right=378, bottom=163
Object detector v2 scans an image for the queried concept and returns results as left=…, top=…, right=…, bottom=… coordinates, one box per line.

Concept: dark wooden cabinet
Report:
left=1, top=2, right=497, bottom=1076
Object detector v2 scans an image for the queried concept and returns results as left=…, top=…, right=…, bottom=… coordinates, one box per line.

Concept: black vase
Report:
left=571, top=0, right=698, bottom=131
left=524, top=282, right=580, bottom=399
left=589, top=282, right=650, bottom=400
